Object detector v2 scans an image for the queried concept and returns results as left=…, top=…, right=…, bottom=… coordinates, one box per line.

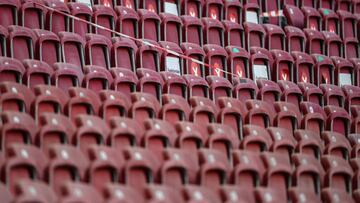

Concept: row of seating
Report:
left=0, top=143, right=359, bottom=199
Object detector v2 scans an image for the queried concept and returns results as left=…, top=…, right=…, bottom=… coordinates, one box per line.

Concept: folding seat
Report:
left=241, top=125, right=272, bottom=152
left=223, top=21, right=244, bottom=47
left=274, top=102, right=301, bottom=132
left=181, top=16, right=203, bottom=46
left=136, top=68, right=163, bottom=101
left=44, top=0, right=70, bottom=33
left=7, top=26, right=35, bottom=61
left=349, top=58, right=360, bottom=86
left=14, top=180, right=58, bottom=203
left=181, top=0, right=202, bottom=17
left=122, top=147, right=160, bottom=189
left=277, top=80, right=303, bottom=107
left=161, top=72, right=187, bottom=98
left=86, top=146, right=124, bottom=190
left=198, top=149, right=231, bottom=187
left=111, top=40, right=136, bottom=72
left=338, top=10, right=357, bottom=39
left=343, top=85, right=360, bottom=112
left=99, top=90, right=129, bottom=120
left=51, top=63, right=83, bottom=93
left=59, top=182, right=104, bottom=203
left=0, top=0, right=19, bottom=27
left=161, top=0, right=181, bottom=15
left=103, top=184, right=146, bottom=203
left=231, top=150, right=265, bottom=187
left=158, top=41, right=183, bottom=74
left=175, top=121, right=205, bottom=151
left=321, top=155, right=354, bottom=193
left=245, top=100, right=276, bottom=128
left=136, top=40, right=161, bottom=71
left=33, top=29, right=61, bottom=66
left=300, top=101, right=327, bottom=134
left=4, top=144, right=48, bottom=193
left=256, top=79, right=281, bottom=105
left=322, top=188, right=355, bottom=203
left=224, top=0, right=242, bottom=23
left=206, top=76, right=232, bottom=101
left=320, top=84, right=345, bottom=107
left=115, top=7, right=139, bottom=39
left=19, top=0, right=46, bottom=29
left=322, top=131, right=351, bottom=159
left=160, top=94, right=190, bottom=124
left=288, top=188, right=322, bottom=203
left=283, top=5, right=305, bottom=29
left=0, top=56, right=25, bottom=83
left=312, top=54, right=335, bottom=86
left=232, top=77, right=258, bottom=101
left=319, top=9, right=340, bottom=34
left=332, top=57, right=355, bottom=87
left=294, top=129, right=324, bottom=159
left=183, top=74, right=209, bottom=98
left=263, top=24, right=285, bottom=51
left=324, top=105, right=351, bottom=136
left=298, top=82, right=324, bottom=105
left=23, top=59, right=53, bottom=89
left=0, top=82, right=34, bottom=113
left=348, top=134, right=360, bottom=157
left=292, top=154, right=325, bottom=195
left=189, top=96, right=217, bottom=124
left=302, top=7, right=322, bottom=31
left=68, top=3, right=92, bottom=39
left=82, top=65, right=113, bottom=93
left=323, top=31, right=343, bottom=57
left=319, top=0, right=336, bottom=9
left=138, top=9, right=160, bottom=41
left=267, top=127, right=297, bottom=161
left=58, top=32, right=85, bottom=68
left=160, top=13, right=182, bottom=45
left=92, top=5, right=116, bottom=38
left=225, top=46, right=249, bottom=80
left=202, top=0, right=223, bottom=20
left=304, top=29, right=325, bottom=55
left=271, top=50, right=294, bottom=82
left=244, top=22, right=265, bottom=50
left=183, top=185, right=222, bottom=203
left=65, top=87, right=101, bottom=121
left=249, top=47, right=271, bottom=80
left=180, top=42, right=204, bottom=79
left=220, top=186, right=256, bottom=203
left=217, top=97, right=246, bottom=140
left=129, top=92, right=161, bottom=122
left=37, top=113, right=75, bottom=151
left=203, top=44, right=228, bottom=77
left=47, top=145, right=89, bottom=193
left=84, top=34, right=112, bottom=69
left=343, top=37, right=359, bottom=59
left=292, top=52, right=315, bottom=84
left=261, top=152, right=292, bottom=201
left=202, top=18, right=224, bottom=46
left=94, top=0, right=116, bottom=7
left=351, top=158, right=360, bottom=189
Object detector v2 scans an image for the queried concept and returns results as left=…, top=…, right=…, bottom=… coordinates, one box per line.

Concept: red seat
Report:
left=92, top=5, right=117, bottom=38
left=84, top=34, right=112, bottom=69
left=136, top=68, right=163, bottom=101
left=203, top=44, right=228, bottom=77
left=320, top=84, right=345, bottom=107
left=245, top=100, right=275, bottom=128
left=183, top=74, right=209, bottom=98
left=144, top=185, right=184, bottom=203
left=158, top=41, right=183, bottom=74
left=294, top=129, right=324, bottom=159
left=241, top=125, right=272, bottom=152
left=261, top=0, right=282, bottom=25
left=19, top=0, right=46, bottom=29
left=59, top=182, right=104, bottom=203
left=161, top=72, right=187, bottom=98
left=183, top=185, right=222, bottom=203
left=244, top=22, right=265, bottom=50
left=292, top=52, right=315, bottom=84
left=111, top=37, right=138, bottom=71
left=319, top=0, right=336, bottom=9
left=322, top=188, right=356, bottom=203
left=14, top=180, right=57, bottom=203
left=175, top=121, right=205, bottom=151
left=274, top=101, right=301, bottom=131
left=304, top=29, right=325, bottom=55
left=226, top=46, right=249, bottom=79
left=103, top=184, right=145, bottom=203
left=224, top=0, right=242, bottom=23
left=277, top=80, right=302, bottom=107
left=160, top=94, right=190, bottom=124
left=51, top=63, right=84, bottom=92
left=300, top=101, right=327, bottom=134
left=0, top=25, right=7, bottom=57
left=189, top=96, right=217, bottom=130
left=160, top=13, right=182, bottom=44
left=136, top=40, right=161, bottom=71
left=181, top=42, right=205, bottom=76
left=263, top=24, right=285, bottom=51
left=298, top=82, right=324, bottom=105
left=220, top=186, right=256, bottom=203
left=181, top=0, right=202, bottom=18
left=37, top=113, right=75, bottom=152
left=140, top=0, right=160, bottom=13
left=232, top=77, right=258, bottom=101
left=343, top=85, right=360, bottom=112
left=320, top=8, right=340, bottom=34
left=312, top=54, right=335, bottom=86
left=0, top=82, right=35, bottom=114
left=351, top=105, right=360, bottom=133
left=302, top=6, right=322, bottom=30
left=256, top=79, right=281, bottom=105
left=283, top=5, right=305, bottom=29
left=322, top=131, right=351, bottom=159
left=249, top=47, right=272, bottom=80
left=47, top=145, right=89, bottom=194
left=138, top=9, right=160, bottom=41
left=33, top=29, right=61, bottom=66
left=271, top=50, right=294, bottom=82
left=338, top=10, right=357, bottom=39
left=23, top=59, right=53, bottom=90
left=351, top=158, right=360, bottom=189
left=0, top=0, right=19, bottom=28
left=223, top=21, right=244, bottom=47
left=7, top=25, right=35, bottom=61
left=115, top=6, right=139, bottom=38
left=323, top=31, right=343, bottom=57
left=267, top=127, right=297, bottom=161
left=0, top=56, right=25, bottom=84
left=68, top=3, right=92, bottom=39
left=203, top=0, right=223, bottom=20
left=288, top=188, right=322, bottom=203
left=58, top=32, right=86, bottom=68
left=99, top=90, right=130, bottom=122
left=349, top=58, right=360, bottom=86
left=129, top=92, right=161, bottom=123
left=181, top=16, right=203, bottom=46
left=332, top=56, right=355, bottom=86
left=143, top=119, right=177, bottom=154
left=292, top=153, right=325, bottom=194
left=324, top=105, right=351, bottom=136
left=202, top=17, right=225, bottom=46
left=343, top=37, right=359, bottom=59
left=44, top=0, right=70, bottom=33
left=206, top=76, right=232, bottom=101
left=321, top=155, right=354, bottom=193
left=82, top=65, right=113, bottom=93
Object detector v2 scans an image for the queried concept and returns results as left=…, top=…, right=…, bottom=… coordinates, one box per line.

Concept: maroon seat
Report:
left=289, top=188, right=322, bottom=203
left=99, top=90, right=130, bottom=122
left=300, top=101, right=327, bottom=134
left=158, top=41, right=183, bottom=74
left=224, top=0, right=242, bottom=23
left=292, top=52, right=315, bottom=84
left=277, top=80, right=302, bottom=107
left=203, top=44, right=228, bottom=77
left=115, top=6, right=139, bottom=38
left=249, top=47, right=272, bottom=80
left=58, top=32, right=85, bottom=68
left=223, top=20, right=244, bottom=47
left=44, top=0, right=70, bottom=33
left=323, top=31, right=343, bottom=57
left=144, top=185, right=184, bottom=203
left=160, top=13, right=182, bottom=44
left=274, top=102, right=302, bottom=132
left=82, top=65, right=113, bottom=93
left=322, top=188, right=355, bottom=203
left=33, top=29, right=61, bottom=66
left=160, top=94, right=190, bottom=124
left=59, top=182, right=104, bottom=203
left=92, top=5, right=117, bottom=38
left=51, top=62, right=84, bottom=92
left=0, top=0, right=19, bottom=28
left=0, top=82, right=34, bottom=113
left=181, top=0, right=202, bottom=17
left=7, top=25, right=35, bottom=61
left=294, top=129, right=324, bottom=159
left=263, top=24, right=285, bottom=51
left=283, top=5, right=305, bottom=29
left=68, top=3, right=92, bottom=38
left=232, top=77, right=258, bottom=101
left=298, top=82, right=324, bottom=105
left=103, top=184, right=145, bottom=203
left=206, top=75, right=232, bottom=101
left=129, top=92, right=161, bottom=123
left=111, top=37, right=137, bottom=71
left=338, top=10, right=357, bottom=40
left=322, top=131, right=351, bottom=159
left=19, top=0, right=46, bottom=29
left=202, top=17, right=224, bottom=46
left=226, top=46, right=249, bottom=80
left=320, top=84, right=345, bottom=107
left=136, top=68, right=163, bottom=101
left=175, top=121, right=205, bottom=151
left=256, top=79, right=281, bottom=105
left=180, top=43, right=205, bottom=76
left=161, top=71, right=187, bottom=98
left=0, top=56, right=25, bottom=84
left=181, top=16, right=203, bottom=46
left=312, top=54, right=335, bottom=86
left=241, top=125, right=273, bottom=153
left=84, top=34, right=112, bottom=69
left=324, top=105, right=351, bottom=136
left=302, top=6, right=322, bottom=30
left=136, top=39, right=161, bottom=71
left=271, top=50, right=294, bottom=82
left=138, top=9, right=160, bottom=41
left=304, top=29, right=325, bottom=55
left=14, top=180, right=57, bottom=203
left=320, top=8, right=340, bottom=34
left=203, top=0, right=223, bottom=20
left=244, top=22, right=265, bottom=50
left=108, top=117, right=143, bottom=149
left=245, top=100, right=275, bottom=128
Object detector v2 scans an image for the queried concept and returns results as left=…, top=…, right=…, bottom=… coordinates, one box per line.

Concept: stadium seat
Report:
left=323, top=31, right=343, bottom=57
left=108, top=117, right=143, bottom=149
left=68, top=3, right=92, bottom=38
left=136, top=40, right=161, bottom=71
left=226, top=46, right=249, bottom=79
left=302, top=6, right=322, bottom=31
left=44, top=0, right=70, bottom=33
left=19, top=0, right=46, bottom=29
left=160, top=94, right=190, bottom=124
left=292, top=52, right=315, bottom=84
left=298, top=82, right=324, bottom=105
left=244, top=22, right=265, bottom=50
left=138, top=9, right=160, bottom=41
left=183, top=74, right=209, bottom=98
left=33, top=29, right=61, bottom=66
left=241, top=125, right=273, bottom=152
left=271, top=50, right=294, bottom=82
left=14, top=180, right=57, bottom=203
left=304, top=29, right=325, bottom=55
left=256, top=79, right=281, bottom=105
left=320, top=8, right=340, bottom=34
left=232, top=77, right=258, bottom=101
left=0, top=0, right=19, bottom=28
left=300, top=101, right=327, bottom=134
left=181, top=43, right=205, bottom=76
left=224, top=0, right=242, bottom=23
left=160, top=13, right=182, bottom=44
left=51, top=63, right=84, bottom=92
left=84, top=34, right=112, bottom=69
left=294, top=129, right=324, bottom=159
left=136, top=68, right=163, bottom=101
left=322, top=131, right=351, bottom=159
left=312, top=54, right=335, bottom=86
left=263, top=24, right=285, bottom=51
left=332, top=56, right=355, bottom=86
left=181, top=16, right=203, bottom=46
left=223, top=21, right=244, bottom=47
left=161, top=71, right=187, bottom=98
left=245, top=100, right=275, bottom=127
left=158, top=41, right=183, bottom=74
left=129, top=92, right=161, bottom=123
left=111, top=37, right=137, bottom=71
left=203, top=0, right=223, bottom=20
left=277, top=80, right=303, bottom=107
left=175, top=121, right=205, bottom=151
left=321, top=188, right=355, bottom=203
left=82, top=65, right=113, bottom=92
left=203, top=44, right=228, bottom=77
left=115, top=6, right=139, bottom=38
left=202, top=18, right=224, bottom=46
left=324, top=105, right=351, bottom=136
left=103, top=184, right=146, bottom=203
left=59, top=182, right=104, bottom=203
left=58, top=32, right=85, bottom=68
left=7, top=26, right=35, bottom=61
left=0, top=82, right=34, bottom=113
left=92, top=5, right=117, bottom=38
left=288, top=188, right=322, bottom=203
